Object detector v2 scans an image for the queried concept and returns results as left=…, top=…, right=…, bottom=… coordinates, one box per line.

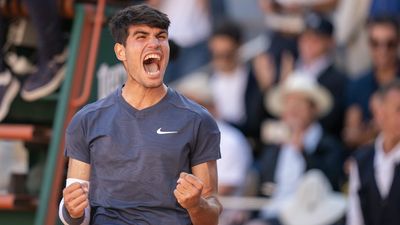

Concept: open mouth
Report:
left=143, top=54, right=161, bottom=76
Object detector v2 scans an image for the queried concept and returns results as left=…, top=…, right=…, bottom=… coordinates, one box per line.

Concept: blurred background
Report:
left=0, top=0, right=399, bottom=224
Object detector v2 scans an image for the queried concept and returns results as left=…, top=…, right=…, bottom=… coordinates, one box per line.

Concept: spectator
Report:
left=335, top=0, right=400, bottom=77
left=251, top=75, right=344, bottom=224
left=0, top=0, right=67, bottom=121
left=344, top=15, right=400, bottom=149
left=287, top=12, right=348, bottom=138
left=257, top=0, right=339, bottom=83
left=347, top=79, right=400, bottom=225
left=209, top=20, right=266, bottom=140
left=183, top=20, right=267, bottom=141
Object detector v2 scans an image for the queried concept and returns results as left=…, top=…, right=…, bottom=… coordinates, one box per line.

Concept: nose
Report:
left=148, top=37, right=161, bottom=48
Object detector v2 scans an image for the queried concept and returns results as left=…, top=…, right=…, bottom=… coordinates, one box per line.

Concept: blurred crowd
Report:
left=1, top=0, right=400, bottom=225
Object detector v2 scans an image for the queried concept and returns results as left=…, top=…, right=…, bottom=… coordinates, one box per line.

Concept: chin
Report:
left=144, top=80, right=164, bottom=89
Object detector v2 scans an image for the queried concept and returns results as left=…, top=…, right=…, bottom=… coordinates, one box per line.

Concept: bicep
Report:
left=192, top=161, right=218, bottom=198
left=67, top=158, right=91, bottom=181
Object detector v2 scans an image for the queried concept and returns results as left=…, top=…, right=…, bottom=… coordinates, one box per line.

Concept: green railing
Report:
left=34, top=5, right=86, bottom=225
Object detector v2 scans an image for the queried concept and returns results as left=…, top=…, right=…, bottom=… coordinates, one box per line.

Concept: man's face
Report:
left=209, top=35, right=239, bottom=73
left=299, top=30, right=332, bottom=64
left=379, top=89, right=400, bottom=139
left=368, top=24, right=399, bottom=70
left=282, top=93, right=317, bottom=131
left=114, top=25, right=170, bottom=89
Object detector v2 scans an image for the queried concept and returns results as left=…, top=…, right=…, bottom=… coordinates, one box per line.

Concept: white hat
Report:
left=265, top=74, right=332, bottom=117
left=279, top=170, right=347, bottom=225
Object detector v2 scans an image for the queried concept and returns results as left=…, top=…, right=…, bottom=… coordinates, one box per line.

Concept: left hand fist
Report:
left=174, top=172, right=204, bottom=210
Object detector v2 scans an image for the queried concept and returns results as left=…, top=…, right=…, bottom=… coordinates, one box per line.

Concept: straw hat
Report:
left=265, top=74, right=332, bottom=117
left=279, top=170, right=347, bottom=225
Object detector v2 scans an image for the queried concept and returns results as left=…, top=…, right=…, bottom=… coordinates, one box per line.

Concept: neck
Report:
left=375, top=63, right=398, bottom=85
left=382, top=134, right=400, bottom=154
left=302, top=54, right=328, bottom=67
left=122, top=81, right=167, bottom=110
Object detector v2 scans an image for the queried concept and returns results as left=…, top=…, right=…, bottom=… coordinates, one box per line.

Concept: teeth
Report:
left=144, top=54, right=161, bottom=61
left=147, top=71, right=159, bottom=75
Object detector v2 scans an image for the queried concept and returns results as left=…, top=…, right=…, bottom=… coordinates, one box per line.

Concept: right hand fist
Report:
left=63, top=182, right=89, bottom=218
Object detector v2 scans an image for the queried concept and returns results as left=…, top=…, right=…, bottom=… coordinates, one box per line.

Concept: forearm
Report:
left=188, top=196, right=222, bottom=225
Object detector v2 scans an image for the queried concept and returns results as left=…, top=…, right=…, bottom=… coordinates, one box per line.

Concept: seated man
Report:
left=292, top=12, right=347, bottom=138
left=191, top=20, right=266, bottom=140
left=251, top=75, right=344, bottom=224
left=347, top=79, right=400, bottom=225
left=344, top=15, right=400, bottom=149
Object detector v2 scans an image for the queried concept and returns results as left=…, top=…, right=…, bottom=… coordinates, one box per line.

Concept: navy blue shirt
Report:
left=65, top=86, right=221, bottom=225
left=346, top=68, right=400, bottom=121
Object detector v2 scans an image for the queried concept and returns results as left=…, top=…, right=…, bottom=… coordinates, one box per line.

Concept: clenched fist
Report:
left=63, top=182, right=89, bottom=218
left=174, top=172, right=204, bottom=210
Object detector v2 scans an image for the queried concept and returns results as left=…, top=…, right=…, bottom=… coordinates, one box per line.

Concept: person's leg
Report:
left=0, top=13, right=20, bottom=121
left=20, top=0, right=67, bottom=101
left=23, top=0, right=65, bottom=64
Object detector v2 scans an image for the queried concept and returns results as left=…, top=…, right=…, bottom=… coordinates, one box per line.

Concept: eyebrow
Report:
left=156, top=30, right=168, bottom=36
left=132, top=31, right=150, bottom=36
left=132, top=30, right=168, bottom=37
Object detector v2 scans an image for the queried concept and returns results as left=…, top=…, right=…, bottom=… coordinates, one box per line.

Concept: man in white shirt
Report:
left=347, top=79, right=400, bottom=225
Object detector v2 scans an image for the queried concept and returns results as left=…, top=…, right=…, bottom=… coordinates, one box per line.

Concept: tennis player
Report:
left=58, top=4, right=222, bottom=225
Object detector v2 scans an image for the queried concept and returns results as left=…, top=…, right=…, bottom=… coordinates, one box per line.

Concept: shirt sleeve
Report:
left=190, top=110, right=221, bottom=167
left=347, top=160, right=364, bottom=225
left=65, top=111, right=90, bottom=164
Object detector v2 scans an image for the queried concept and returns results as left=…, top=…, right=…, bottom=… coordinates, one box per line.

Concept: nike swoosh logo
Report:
left=157, top=128, right=178, bottom=134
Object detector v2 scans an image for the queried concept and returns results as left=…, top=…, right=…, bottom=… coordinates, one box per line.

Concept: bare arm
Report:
left=67, top=158, right=91, bottom=180
left=62, top=159, right=91, bottom=219
left=174, top=161, right=222, bottom=225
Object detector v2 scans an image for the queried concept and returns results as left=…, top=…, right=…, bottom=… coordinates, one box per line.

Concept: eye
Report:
left=136, top=36, right=146, bottom=40
left=158, top=34, right=167, bottom=40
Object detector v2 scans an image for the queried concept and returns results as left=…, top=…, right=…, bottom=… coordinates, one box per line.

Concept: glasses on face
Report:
left=369, top=37, right=399, bottom=50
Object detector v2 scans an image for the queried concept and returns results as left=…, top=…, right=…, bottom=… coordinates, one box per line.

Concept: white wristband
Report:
left=59, top=178, right=91, bottom=225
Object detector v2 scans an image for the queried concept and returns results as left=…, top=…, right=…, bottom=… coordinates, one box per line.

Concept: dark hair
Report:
left=109, top=4, right=170, bottom=45
left=377, top=79, right=400, bottom=99
left=367, top=14, right=400, bottom=37
left=211, top=20, right=242, bottom=44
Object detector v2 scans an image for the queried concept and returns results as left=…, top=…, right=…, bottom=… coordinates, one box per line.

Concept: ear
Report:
left=114, top=43, right=126, bottom=61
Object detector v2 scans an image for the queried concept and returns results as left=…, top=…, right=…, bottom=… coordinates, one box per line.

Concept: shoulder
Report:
left=319, top=133, right=343, bottom=148
left=320, top=66, right=348, bottom=85
left=67, top=91, right=117, bottom=133
left=168, top=88, right=219, bottom=131
left=353, top=144, right=375, bottom=164
left=349, top=70, right=374, bottom=88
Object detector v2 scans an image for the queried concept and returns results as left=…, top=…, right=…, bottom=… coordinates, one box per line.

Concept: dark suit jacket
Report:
left=257, top=132, right=345, bottom=196
left=317, top=65, right=348, bottom=138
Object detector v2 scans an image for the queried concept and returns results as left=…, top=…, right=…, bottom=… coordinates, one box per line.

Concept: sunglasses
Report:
left=369, top=38, right=399, bottom=50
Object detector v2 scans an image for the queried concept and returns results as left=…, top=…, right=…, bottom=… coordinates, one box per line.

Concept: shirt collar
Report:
left=296, top=55, right=331, bottom=80
left=374, top=134, right=400, bottom=167
left=213, top=65, right=248, bottom=79
left=303, top=123, right=323, bottom=154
